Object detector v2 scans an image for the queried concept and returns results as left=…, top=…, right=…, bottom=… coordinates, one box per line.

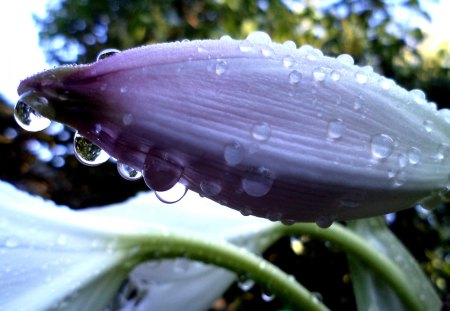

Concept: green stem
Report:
left=274, top=223, right=422, bottom=311
left=120, top=229, right=329, bottom=311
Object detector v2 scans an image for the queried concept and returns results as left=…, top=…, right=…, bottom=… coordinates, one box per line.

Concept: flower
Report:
left=16, top=31, right=450, bottom=224
left=0, top=180, right=274, bottom=310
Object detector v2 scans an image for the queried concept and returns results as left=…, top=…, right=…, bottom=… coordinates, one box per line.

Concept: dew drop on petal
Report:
left=239, top=40, right=254, bottom=53
left=155, top=183, right=188, bottom=204
left=315, top=216, right=333, bottom=228
left=288, top=70, right=302, bottom=84
left=200, top=180, right=222, bottom=196
left=392, top=170, right=407, bottom=187
left=327, top=119, right=345, bottom=140
left=282, top=55, right=295, bottom=68
left=143, top=154, right=183, bottom=192
left=215, top=59, right=228, bottom=76
left=282, top=40, right=296, bottom=50
left=246, top=31, right=272, bottom=45
left=312, top=67, right=327, bottom=82
left=242, top=167, right=273, bottom=197
left=409, top=89, right=427, bottom=105
left=238, top=277, right=255, bottom=292
left=437, top=109, right=450, bottom=123
left=330, top=70, right=341, bottom=81
left=219, top=35, right=233, bottom=41
left=251, top=122, right=271, bottom=141
left=370, top=134, right=394, bottom=160
left=96, top=48, right=120, bottom=61
left=355, top=71, right=368, bottom=84
left=14, top=93, right=51, bottom=132
left=117, top=162, right=142, bottom=181
left=336, top=53, right=354, bottom=66
left=380, top=78, right=395, bottom=90
left=423, top=120, right=433, bottom=132
left=73, top=132, right=110, bottom=166
left=407, top=147, right=421, bottom=165
left=224, top=142, right=245, bottom=166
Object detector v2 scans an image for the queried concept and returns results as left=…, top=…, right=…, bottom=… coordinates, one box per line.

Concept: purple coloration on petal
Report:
left=17, top=33, right=450, bottom=223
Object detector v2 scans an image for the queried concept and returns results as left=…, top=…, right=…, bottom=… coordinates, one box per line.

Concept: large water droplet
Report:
left=219, top=35, right=233, bottom=41
left=330, top=70, right=341, bottom=81
left=288, top=70, right=302, bottom=84
left=355, top=71, right=368, bottom=84
left=380, top=78, right=395, bottom=90
left=370, top=134, right=394, bottom=160
left=312, top=67, right=327, bottom=82
left=14, top=93, right=51, bottom=132
left=251, top=122, right=271, bottom=141
left=215, top=59, right=228, bottom=76
left=200, top=181, right=222, bottom=196
left=73, top=132, right=110, bottom=166
left=336, top=54, right=354, bottom=66
left=242, top=167, right=273, bottom=197
left=143, top=154, right=183, bottom=192
left=327, top=119, right=345, bottom=140
left=96, top=48, right=120, bottom=61
left=155, top=183, right=188, bottom=204
left=282, top=40, right=296, bottom=50
left=407, top=147, right=421, bottom=165
left=224, top=142, right=245, bottom=166
left=117, top=162, right=142, bottom=181
left=246, top=31, right=272, bottom=45
left=409, top=89, right=427, bottom=105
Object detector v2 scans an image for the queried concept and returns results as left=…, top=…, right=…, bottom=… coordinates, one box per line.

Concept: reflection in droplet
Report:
left=155, top=183, right=188, bottom=204
left=251, top=122, right=271, bottom=142
left=215, top=59, right=228, bottom=76
left=237, top=277, right=255, bottom=292
left=370, top=134, right=394, bottom=160
left=96, top=48, right=120, bottom=61
left=117, top=162, right=142, bottom=181
left=242, top=167, right=273, bottom=197
left=261, top=291, right=275, bottom=302
left=224, top=142, right=245, bottom=166
left=14, top=93, right=51, bottom=132
left=143, top=154, right=183, bottom=191
left=407, top=147, right=421, bottom=165
left=327, top=119, right=345, bottom=140
left=73, top=132, right=110, bottom=166
left=312, top=67, right=326, bottom=82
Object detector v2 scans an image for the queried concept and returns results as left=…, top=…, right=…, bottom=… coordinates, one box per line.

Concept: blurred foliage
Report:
left=0, top=0, right=449, bottom=310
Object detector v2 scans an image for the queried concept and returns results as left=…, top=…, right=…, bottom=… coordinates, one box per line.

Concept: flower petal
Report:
left=17, top=32, right=450, bottom=223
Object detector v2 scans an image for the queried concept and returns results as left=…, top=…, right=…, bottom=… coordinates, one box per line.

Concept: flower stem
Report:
left=273, top=223, right=422, bottom=311
left=123, top=229, right=329, bottom=311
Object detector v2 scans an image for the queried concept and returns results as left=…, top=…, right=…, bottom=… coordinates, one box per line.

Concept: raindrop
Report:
left=246, top=31, right=272, bottom=45
left=282, top=40, right=296, bottom=50
left=96, top=48, right=120, bottom=61
left=327, top=119, right=345, bottom=140
left=237, top=277, right=255, bottom=291
left=239, top=40, right=254, bottom=53
left=330, top=70, right=341, bottom=81
left=215, top=59, right=228, bottom=76
left=423, top=120, right=433, bottom=132
left=312, top=67, right=327, bottom=82
left=219, top=35, right=233, bottom=41
left=398, top=153, right=407, bottom=168
left=242, top=167, right=273, bottom=197
left=353, top=96, right=363, bottom=110
left=224, top=142, right=245, bottom=166
left=251, top=122, right=271, bottom=141
left=409, top=89, right=427, bottom=105
left=336, top=54, right=354, bottom=66
left=370, top=134, right=394, bottom=160
left=200, top=181, right=222, bottom=196
left=315, top=216, right=333, bottom=228
left=355, top=71, right=368, bottom=84
left=155, top=183, right=188, bottom=204
left=73, top=132, right=110, bottom=166
left=261, top=47, right=274, bottom=57
left=261, top=291, right=275, bottom=302
left=380, top=78, right=394, bottom=90
left=392, top=170, right=406, bottom=187
left=117, top=162, right=142, bottom=181
left=143, top=154, right=183, bottom=191
left=407, top=147, right=421, bottom=165
left=282, top=55, right=295, bottom=68
left=288, top=70, right=302, bottom=85
left=14, top=93, right=51, bottom=132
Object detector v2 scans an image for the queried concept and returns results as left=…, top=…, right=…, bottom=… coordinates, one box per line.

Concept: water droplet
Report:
left=237, top=277, right=255, bottom=291
left=224, top=142, right=245, bottom=166
left=290, top=237, right=304, bottom=255
left=239, top=40, right=254, bottom=53
left=219, top=35, right=233, bottom=41
left=117, top=162, right=142, bottom=181
left=282, top=40, right=296, bottom=50
left=155, top=183, right=188, bottom=204
left=336, top=53, right=354, bottom=66
left=355, top=71, right=368, bottom=84
left=315, top=216, right=333, bottom=228
left=96, top=48, right=120, bottom=61
left=73, top=132, right=110, bottom=166
left=251, top=122, right=271, bottom=141
left=437, top=109, right=450, bottom=123
left=380, top=78, right=394, bottom=90
left=398, top=153, right=407, bottom=168
left=122, top=113, right=133, bottom=126
left=392, top=170, right=406, bottom=187
left=421, top=120, right=432, bottom=132
left=119, top=86, right=128, bottom=93
left=407, top=147, right=421, bottom=165
left=353, top=96, right=363, bottom=110
left=370, top=134, right=394, bottom=160
left=5, top=238, right=19, bottom=248
left=143, top=154, right=183, bottom=192
left=200, top=181, right=222, bottom=196
left=242, top=167, right=273, bottom=197
left=282, top=55, right=295, bottom=68
left=409, top=89, right=427, bottom=105
left=312, top=67, right=327, bottom=82
left=261, top=46, right=274, bottom=57
left=330, top=70, right=341, bottom=81
left=261, top=291, right=275, bottom=302
left=215, top=59, right=228, bottom=76
left=288, top=70, right=302, bottom=85
left=434, top=143, right=448, bottom=161
left=14, top=93, right=51, bottom=132
left=246, top=31, right=271, bottom=45
left=327, top=119, right=345, bottom=140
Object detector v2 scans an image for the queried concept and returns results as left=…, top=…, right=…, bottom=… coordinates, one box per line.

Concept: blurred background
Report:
left=0, top=0, right=449, bottom=310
